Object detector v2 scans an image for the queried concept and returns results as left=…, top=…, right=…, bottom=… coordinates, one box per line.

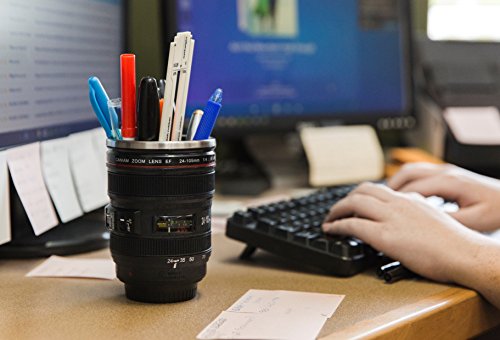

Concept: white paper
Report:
left=444, top=107, right=500, bottom=145
left=91, top=128, right=108, bottom=188
left=227, top=289, right=344, bottom=318
left=6, top=143, right=59, bottom=236
left=199, top=310, right=327, bottom=340
left=26, top=255, right=116, bottom=280
left=41, top=138, right=84, bottom=223
left=67, top=130, right=109, bottom=212
left=197, top=290, right=344, bottom=340
left=0, top=152, right=11, bottom=245
left=300, top=125, right=384, bottom=187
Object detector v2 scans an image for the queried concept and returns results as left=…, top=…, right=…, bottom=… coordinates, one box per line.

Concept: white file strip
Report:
left=0, top=151, right=11, bottom=245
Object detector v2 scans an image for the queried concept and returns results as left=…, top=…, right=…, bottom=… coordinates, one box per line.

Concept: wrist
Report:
left=446, top=230, right=495, bottom=289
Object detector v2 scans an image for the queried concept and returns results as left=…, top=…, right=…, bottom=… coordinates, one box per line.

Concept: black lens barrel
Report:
left=106, top=139, right=216, bottom=303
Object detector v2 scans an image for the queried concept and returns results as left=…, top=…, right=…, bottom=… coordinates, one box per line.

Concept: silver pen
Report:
left=186, top=109, right=204, bottom=140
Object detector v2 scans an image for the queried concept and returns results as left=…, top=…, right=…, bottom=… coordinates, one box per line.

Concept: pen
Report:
left=158, top=79, right=166, bottom=99
left=137, top=77, right=160, bottom=141
left=120, top=54, right=137, bottom=140
left=159, top=32, right=195, bottom=141
left=186, top=109, right=204, bottom=140
left=170, top=33, right=194, bottom=141
left=88, top=77, right=113, bottom=139
left=193, top=88, right=223, bottom=140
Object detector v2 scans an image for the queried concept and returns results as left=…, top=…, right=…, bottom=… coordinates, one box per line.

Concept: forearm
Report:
left=449, top=233, right=500, bottom=309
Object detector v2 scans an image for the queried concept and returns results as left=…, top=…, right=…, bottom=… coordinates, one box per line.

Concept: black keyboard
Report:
left=225, top=185, right=378, bottom=277
left=226, top=185, right=457, bottom=277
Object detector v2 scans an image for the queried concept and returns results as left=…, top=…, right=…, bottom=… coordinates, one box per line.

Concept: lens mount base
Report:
left=124, top=283, right=197, bottom=303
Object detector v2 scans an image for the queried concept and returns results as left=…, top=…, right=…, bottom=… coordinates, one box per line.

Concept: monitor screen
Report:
left=0, top=0, right=123, bottom=148
left=174, top=0, right=413, bottom=132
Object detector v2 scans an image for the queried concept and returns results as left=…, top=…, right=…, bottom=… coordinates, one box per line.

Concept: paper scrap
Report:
left=67, top=130, right=109, bottom=212
left=444, top=106, right=500, bottom=145
left=300, top=125, right=384, bottom=187
left=0, top=151, right=11, bottom=245
left=26, top=255, right=116, bottom=280
left=6, top=143, right=59, bottom=236
left=41, top=138, right=84, bottom=223
left=197, top=289, right=344, bottom=340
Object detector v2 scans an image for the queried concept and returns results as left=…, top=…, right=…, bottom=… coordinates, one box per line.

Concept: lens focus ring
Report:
left=110, top=231, right=211, bottom=256
left=108, top=171, right=215, bottom=197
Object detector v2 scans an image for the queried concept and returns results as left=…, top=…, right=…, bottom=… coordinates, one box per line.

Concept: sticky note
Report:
left=67, top=130, right=109, bottom=212
left=0, top=151, right=11, bottom=245
left=41, top=138, right=84, bottom=223
left=6, top=143, right=59, bottom=236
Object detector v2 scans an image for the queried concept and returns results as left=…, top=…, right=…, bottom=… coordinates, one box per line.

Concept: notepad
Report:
left=6, top=143, right=59, bottom=236
left=300, top=125, right=384, bottom=187
left=0, top=151, right=11, bottom=245
left=197, top=289, right=344, bottom=340
left=26, top=255, right=116, bottom=280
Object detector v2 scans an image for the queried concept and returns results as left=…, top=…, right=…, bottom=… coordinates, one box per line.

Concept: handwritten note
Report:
left=41, top=138, right=84, bottom=223
left=197, top=290, right=344, bottom=340
left=26, top=255, right=116, bottom=280
left=67, top=130, right=108, bottom=212
left=0, top=151, right=11, bottom=245
left=6, top=143, right=59, bottom=236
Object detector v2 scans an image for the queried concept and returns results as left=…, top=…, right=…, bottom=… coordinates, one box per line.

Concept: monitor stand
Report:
left=215, top=134, right=309, bottom=196
left=216, top=137, right=271, bottom=196
left=0, top=178, right=109, bottom=258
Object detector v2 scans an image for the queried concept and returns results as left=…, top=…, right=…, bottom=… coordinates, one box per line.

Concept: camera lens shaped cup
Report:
left=105, top=138, right=216, bottom=303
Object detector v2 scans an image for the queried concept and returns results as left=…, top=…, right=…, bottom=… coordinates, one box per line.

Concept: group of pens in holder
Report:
left=88, top=32, right=222, bottom=142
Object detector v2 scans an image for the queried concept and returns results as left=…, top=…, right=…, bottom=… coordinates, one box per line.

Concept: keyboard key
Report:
left=274, top=225, right=301, bottom=239
left=293, top=231, right=320, bottom=244
left=256, top=218, right=276, bottom=233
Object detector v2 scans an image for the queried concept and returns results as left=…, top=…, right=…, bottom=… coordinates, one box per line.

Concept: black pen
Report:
left=137, top=77, right=160, bottom=141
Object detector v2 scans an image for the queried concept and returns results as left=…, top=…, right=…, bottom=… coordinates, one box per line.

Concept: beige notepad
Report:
left=300, top=125, right=384, bottom=187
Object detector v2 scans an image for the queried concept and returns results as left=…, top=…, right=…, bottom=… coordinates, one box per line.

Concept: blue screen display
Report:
left=177, top=0, right=409, bottom=121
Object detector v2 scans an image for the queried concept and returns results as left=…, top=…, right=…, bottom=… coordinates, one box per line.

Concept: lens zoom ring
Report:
left=110, top=232, right=211, bottom=256
left=108, top=172, right=215, bottom=196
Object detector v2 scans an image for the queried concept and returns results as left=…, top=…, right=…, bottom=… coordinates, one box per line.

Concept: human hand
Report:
left=322, top=183, right=481, bottom=282
left=388, top=163, right=500, bottom=232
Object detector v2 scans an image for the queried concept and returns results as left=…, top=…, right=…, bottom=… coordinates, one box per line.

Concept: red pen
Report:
left=120, top=54, right=136, bottom=139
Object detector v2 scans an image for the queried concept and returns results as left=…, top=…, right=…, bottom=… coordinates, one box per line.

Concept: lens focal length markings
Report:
left=109, top=152, right=216, bottom=168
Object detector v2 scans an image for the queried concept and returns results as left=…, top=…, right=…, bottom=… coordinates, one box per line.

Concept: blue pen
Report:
left=193, top=88, right=223, bottom=140
left=88, top=76, right=121, bottom=139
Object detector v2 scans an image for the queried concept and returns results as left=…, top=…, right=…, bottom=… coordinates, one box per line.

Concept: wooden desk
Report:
left=0, top=232, right=499, bottom=339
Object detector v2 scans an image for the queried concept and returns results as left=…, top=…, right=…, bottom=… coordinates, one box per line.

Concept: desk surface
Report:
left=1, top=232, right=499, bottom=340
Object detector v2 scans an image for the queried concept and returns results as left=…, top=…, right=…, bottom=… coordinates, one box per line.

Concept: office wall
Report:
left=127, top=0, right=164, bottom=80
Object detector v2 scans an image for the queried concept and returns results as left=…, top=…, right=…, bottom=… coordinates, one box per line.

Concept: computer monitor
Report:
left=0, top=0, right=123, bottom=148
left=164, top=0, right=415, bottom=194
left=166, top=0, right=415, bottom=134
left=0, top=0, right=124, bottom=257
